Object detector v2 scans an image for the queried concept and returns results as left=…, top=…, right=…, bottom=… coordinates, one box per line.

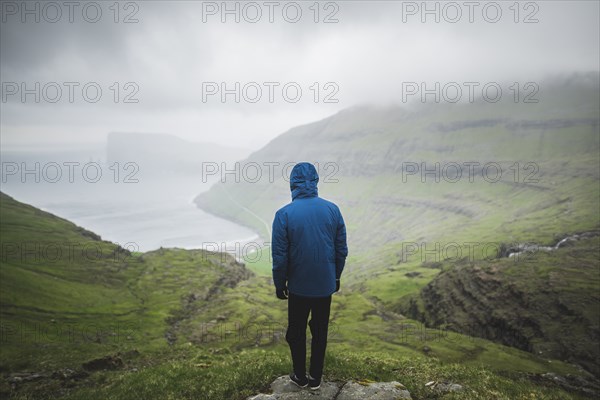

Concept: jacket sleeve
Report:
left=271, top=210, right=289, bottom=290
left=334, top=209, right=348, bottom=279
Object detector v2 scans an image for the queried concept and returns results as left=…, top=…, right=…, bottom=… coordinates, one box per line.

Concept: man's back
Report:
left=272, top=162, right=348, bottom=297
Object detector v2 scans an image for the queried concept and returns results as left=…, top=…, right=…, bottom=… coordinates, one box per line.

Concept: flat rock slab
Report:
left=337, top=381, right=412, bottom=400
left=247, top=376, right=412, bottom=400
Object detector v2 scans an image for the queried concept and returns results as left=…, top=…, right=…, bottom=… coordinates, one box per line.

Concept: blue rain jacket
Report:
left=271, top=162, right=348, bottom=297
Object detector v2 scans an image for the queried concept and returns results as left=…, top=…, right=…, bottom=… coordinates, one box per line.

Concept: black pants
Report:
left=285, top=292, right=332, bottom=380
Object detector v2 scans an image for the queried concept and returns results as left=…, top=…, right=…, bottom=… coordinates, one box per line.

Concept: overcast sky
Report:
left=1, top=0, right=598, bottom=150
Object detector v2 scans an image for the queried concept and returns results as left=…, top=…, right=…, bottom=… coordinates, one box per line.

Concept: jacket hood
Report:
left=290, top=162, right=319, bottom=200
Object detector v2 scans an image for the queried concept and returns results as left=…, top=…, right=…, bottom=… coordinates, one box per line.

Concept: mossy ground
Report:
left=2, top=88, right=599, bottom=400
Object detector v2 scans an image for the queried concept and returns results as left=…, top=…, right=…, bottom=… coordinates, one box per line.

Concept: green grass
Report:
left=2, top=191, right=596, bottom=398
left=2, top=76, right=599, bottom=398
left=17, top=347, right=587, bottom=400
left=242, top=245, right=272, bottom=277
left=393, top=236, right=600, bottom=377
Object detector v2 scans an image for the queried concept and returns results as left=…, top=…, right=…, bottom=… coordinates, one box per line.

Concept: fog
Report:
left=1, top=0, right=599, bottom=251
left=1, top=0, right=598, bottom=149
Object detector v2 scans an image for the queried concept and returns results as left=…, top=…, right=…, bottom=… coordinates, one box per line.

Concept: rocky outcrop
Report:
left=246, top=376, right=412, bottom=400
left=398, top=236, right=600, bottom=377
left=81, top=355, right=124, bottom=371
left=163, top=249, right=253, bottom=345
left=499, top=231, right=600, bottom=259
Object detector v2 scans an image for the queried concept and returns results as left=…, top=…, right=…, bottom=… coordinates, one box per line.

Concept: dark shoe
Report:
left=308, top=374, right=321, bottom=390
left=289, top=373, right=308, bottom=388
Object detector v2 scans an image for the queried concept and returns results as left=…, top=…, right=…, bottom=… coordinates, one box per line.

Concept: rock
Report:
left=337, top=381, right=412, bottom=399
left=267, top=375, right=340, bottom=399
left=246, top=376, right=412, bottom=400
left=81, top=355, right=124, bottom=371
left=434, top=382, right=464, bottom=392
left=542, top=372, right=567, bottom=385
left=420, top=261, right=443, bottom=269
left=425, top=380, right=464, bottom=393
left=538, top=372, right=600, bottom=397
left=51, top=368, right=89, bottom=381
left=7, top=372, right=46, bottom=384
left=248, top=395, right=276, bottom=400
left=165, top=330, right=177, bottom=345
left=404, top=272, right=421, bottom=278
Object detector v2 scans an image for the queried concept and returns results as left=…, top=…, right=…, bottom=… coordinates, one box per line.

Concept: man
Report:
left=272, top=162, right=348, bottom=390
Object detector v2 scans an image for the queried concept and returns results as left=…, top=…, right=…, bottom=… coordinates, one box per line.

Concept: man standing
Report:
left=272, top=162, right=348, bottom=390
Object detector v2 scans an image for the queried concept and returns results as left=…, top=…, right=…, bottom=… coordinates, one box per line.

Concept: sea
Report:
left=0, top=147, right=259, bottom=253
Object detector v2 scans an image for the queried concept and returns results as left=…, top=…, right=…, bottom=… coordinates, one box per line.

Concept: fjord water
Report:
left=0, top=149, right=257, bottom=252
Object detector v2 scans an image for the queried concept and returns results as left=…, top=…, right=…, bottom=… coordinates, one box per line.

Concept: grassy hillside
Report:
left=0, top=191, right=251, bottom=396
left=192, top=73, right=600, bottom=384
left=397, top=235, right=600, bottom=376
left=1, top=192, right=599, bottom=398
left=194, top=76, right=600, bottom=315
left=194, top=74, right=600, bottom=254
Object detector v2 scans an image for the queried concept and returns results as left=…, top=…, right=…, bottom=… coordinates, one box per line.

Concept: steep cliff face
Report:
left=398, top=235, right=600, bottom=377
